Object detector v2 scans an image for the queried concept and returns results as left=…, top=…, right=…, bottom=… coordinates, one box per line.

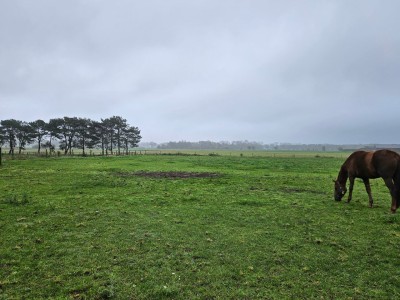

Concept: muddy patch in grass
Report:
left=116, top=171, right=220, bottom=179
left=237, top=200, right=267, bottom=207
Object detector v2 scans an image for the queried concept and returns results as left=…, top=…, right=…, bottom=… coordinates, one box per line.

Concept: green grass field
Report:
left=1, top=153, right=400, bottom=299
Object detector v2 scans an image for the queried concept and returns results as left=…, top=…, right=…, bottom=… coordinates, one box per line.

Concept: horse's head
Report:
left=333, top=180, right=347, bottom=201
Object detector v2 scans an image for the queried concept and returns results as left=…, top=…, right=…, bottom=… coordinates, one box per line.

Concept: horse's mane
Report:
left=337, top=164, right=348, bottom=183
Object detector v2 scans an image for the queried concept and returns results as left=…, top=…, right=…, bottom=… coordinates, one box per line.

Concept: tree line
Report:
left=0, top=116, right=141, bottom=156
left=157, top=140, right=265, bottom=150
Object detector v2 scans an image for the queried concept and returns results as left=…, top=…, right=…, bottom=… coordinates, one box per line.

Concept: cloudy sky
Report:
left=1, top=1, right=399, bottom=144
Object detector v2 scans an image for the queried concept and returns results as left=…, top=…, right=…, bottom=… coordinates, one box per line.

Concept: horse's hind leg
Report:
left=394, top=175, right=400, bottom=210
left=362, top=178, right=374, bottom=208
left=383, top=178, right=397, bottom=213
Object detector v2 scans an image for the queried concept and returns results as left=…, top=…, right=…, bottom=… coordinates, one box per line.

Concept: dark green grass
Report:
left=1, top=154, right=400, bottom=299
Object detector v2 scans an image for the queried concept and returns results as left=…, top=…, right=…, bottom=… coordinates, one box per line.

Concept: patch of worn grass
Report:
left=1, top=154, right=400, bottom=299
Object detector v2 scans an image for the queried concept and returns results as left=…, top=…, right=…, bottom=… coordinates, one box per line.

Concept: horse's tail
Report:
left=395, top=159, right=400, bottom=183
left=394, top=160, right=400, bottom=207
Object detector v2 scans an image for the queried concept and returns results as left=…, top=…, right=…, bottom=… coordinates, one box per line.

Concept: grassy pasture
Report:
left=1, top=153, right=400, bottom=299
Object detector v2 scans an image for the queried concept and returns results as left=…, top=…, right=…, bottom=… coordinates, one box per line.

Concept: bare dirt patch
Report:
left=116, top=171, right=220, bottom=179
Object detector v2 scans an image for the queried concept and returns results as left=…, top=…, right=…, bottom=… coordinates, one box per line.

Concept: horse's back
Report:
left=372, top=150, right=400, bottom=177
left=372, top=150, right=400, bottom=165
left=344, top=151, right=375, bottom=177
left=345, top=150, right=400, bottom=179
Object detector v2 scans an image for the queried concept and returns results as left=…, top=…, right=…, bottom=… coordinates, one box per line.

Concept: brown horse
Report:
left=334, top=149, right=400, bottom=213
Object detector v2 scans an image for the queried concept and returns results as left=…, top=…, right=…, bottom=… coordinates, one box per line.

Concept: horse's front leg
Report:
left=347, top=177, right=354, bottom=203
left=363, top=178, right=374, bottom=208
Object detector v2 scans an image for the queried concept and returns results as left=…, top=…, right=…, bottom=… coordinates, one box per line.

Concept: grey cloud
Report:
left=1, top=0, right=399, bottom=144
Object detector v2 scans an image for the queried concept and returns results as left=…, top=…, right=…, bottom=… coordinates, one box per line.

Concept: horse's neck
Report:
left=337, top=165, right=348, bottom=184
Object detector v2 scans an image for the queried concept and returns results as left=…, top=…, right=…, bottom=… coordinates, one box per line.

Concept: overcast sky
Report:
left=1, top=1, right=399, bottom=144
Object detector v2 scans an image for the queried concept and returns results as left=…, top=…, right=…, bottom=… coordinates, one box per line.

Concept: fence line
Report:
left=0, top=148, right=348, bottom=160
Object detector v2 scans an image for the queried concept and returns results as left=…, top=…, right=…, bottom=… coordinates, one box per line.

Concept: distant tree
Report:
left=47, top=118, right=64, bottom=151
left=0, top=125, right=5, bottom=159
left=157, top=140, right=264, bottom=151
left=0, top=119, right=20, bottom=155
left=102, top=116, right=128, bottom=155
left=29, top=119, right=48, bottom=153
left=74, top=118, right=91, bottom=156
left=87, top=120, right=107, bottom=155
left=49, top=117, right=81, bottom=155
left=0, top=127, right=4, bottom=145
left=65, top=117, right=82, bottom=155
left=1, top=116, right=141, bottom=156
left=42, top=141, right=55, bottom=153
left=101, top=118, right=115, bottom=155
left=121, top=126, right=141, bottom=154
left=15, top=121, right=35, bottom=154
left=141, top=142, right=158, bottom=149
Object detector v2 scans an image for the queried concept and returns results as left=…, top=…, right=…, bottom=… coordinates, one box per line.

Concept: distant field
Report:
left=1, top=153, right=400, bottom=299
left=136, top=149, right=349, bottom=158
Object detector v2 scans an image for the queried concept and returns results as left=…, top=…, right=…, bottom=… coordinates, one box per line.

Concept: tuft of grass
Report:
left=3, top=193, right=30, bottom=206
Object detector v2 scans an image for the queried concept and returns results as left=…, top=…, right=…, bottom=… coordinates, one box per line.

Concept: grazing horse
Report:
left=333, top=149, right=400, bottom=213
